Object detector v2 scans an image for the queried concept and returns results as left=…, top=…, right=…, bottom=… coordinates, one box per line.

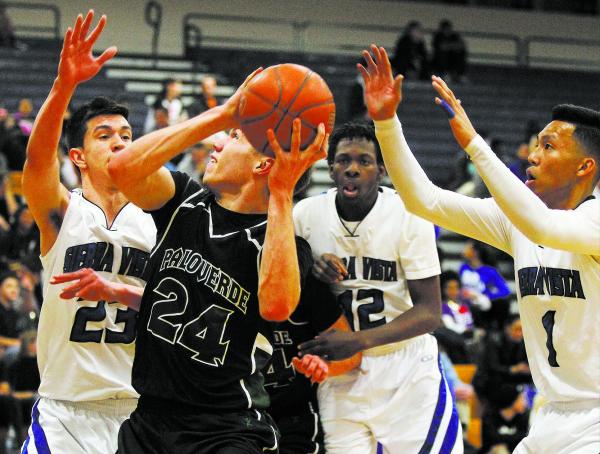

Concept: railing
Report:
left=183, top=12, right=599, bottom=70
left=524, top=35, right=600, bottom=71
left=4, top=2, right=60, bottom=40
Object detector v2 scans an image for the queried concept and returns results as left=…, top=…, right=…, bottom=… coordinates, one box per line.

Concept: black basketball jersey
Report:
left=264, top=274, right=342, bottom=418
left=132, top=172, right=313, bottom=412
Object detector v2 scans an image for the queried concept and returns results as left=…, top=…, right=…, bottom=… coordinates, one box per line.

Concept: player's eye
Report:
left=544, top=143, right=553, bottom=150
left=121, top=135, right=131, bottom=141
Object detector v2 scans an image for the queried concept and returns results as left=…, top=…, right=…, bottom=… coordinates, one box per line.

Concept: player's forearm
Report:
left=258, top=192, right=300, bottom=321
left=25, top=78, right=74, bottom=168
left=466, top=135, right=600, bottom=255
left=375, top=115, right=512, bottom=253
left=109, top=105, right=233, bottom=186
left=106, top=282, right=144, bottom=311
left=357, top=305, right=440, bottom=350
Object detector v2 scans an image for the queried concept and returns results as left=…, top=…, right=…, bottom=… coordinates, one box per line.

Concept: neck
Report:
left=0, top=297, right=10, bottom=309
left=81, top=177, right=129, bottom=225
left=543, top=184, right=593, bottom=210
left=213, top=182, right=269, bottom=214
left=335, top=191, right=378, bottom=221
left=468, top=258, right=482, bottom=268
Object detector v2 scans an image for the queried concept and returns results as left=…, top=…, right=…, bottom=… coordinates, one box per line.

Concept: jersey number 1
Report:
left=542, top=310, right=559, bottom=367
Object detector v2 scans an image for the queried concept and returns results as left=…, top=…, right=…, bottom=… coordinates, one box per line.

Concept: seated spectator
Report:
left=347, top=74, right=369, bottom=121
left=143, top=77, right=187, bottom=134
left=473, top=315, right=532, bottom=406
left=392, top=20, right=429, bottom=80
left=6, top=205, right=41, bottom=274
left=0, top=111, right=27, bottom=172
left=187, top=76, right=222, bottom=117
left=480, top=384, right=530, bottom=454
left=7, top=329, right=39, bottom=445
left=13, top=98, right=34, bottom=137
left=0, top=272, right=23, bottom=351
left=432, top=19, right=467, bottom=82
left=434, top=270, right=478, bottom=363
left=508, top=120, right=540, bottom=183
left=460, top=240, right=511, bottom=331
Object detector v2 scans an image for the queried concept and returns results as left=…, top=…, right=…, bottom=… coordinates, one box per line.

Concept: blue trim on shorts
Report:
left=418, top=357, right=447, bottom=454
left=24, top=399, right=51, bottom=454
left=440, top=397, right=460, bottom=453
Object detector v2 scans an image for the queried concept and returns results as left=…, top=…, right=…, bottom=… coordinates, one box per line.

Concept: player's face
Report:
left=77, top=115, right=132, bottom=189
left=525, top=121, right=585, bottom=206
left=329, top=138, right=384, bottom=211
left=202, top=128, right=258, bottom=191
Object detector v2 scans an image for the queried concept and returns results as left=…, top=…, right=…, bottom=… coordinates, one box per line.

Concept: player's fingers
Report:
left=50, top=268, right=94, bottom=284
left=266, top=128, right=283, bottom=158
left=72, top=14, right=83, bottom=43
left=357, top=63, right=370, bottom=84
left=323, top=255, right=347, bottom=275
left=63, top=27, right=73, bottom=50
left=96, top=46, right=118, bottom=66
left=394, top=74, right=404, bottom=95
left=290, top=118, right=301, bottom=155
left=313, top=364, right=328, bottom=383
left=380, top=46, right=392, bottom=73
left=370, top=44, right=381, bottom=64
left=242, top=67, right=263, bottom=88
left=363, top=49, right=378, bottom=75
left=304, top=357, right=319, bottom=377
left=85, top=14, right=107, bottom=46
left=314, top=260, right=340, bottom=282
left=435, top=97, right=456, bottom=119
left=79, top=10, right=94, bottom=42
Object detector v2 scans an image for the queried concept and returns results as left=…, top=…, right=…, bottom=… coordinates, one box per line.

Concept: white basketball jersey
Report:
left=294, top=187, right=440, bottom=353
left=509, top=201, right=600, bottom=403
left=38, top=190, right=156, bottom=402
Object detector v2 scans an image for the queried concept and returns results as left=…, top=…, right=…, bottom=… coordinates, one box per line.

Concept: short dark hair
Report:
left=0, top=271, right=18, bottom=286
left=327, top=121, right=383, bottom=165
left=552, top=104, right=600, bottom=183
left=66, top=97, right=129, bottom=149
left=440, top=270, right=460, bottom=288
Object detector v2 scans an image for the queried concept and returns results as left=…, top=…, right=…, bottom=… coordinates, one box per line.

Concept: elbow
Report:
left=425, top=314, right=442, bottom=333
left=259, top=305, right=291, bottom=322
left=258, top=291, right=295, bottom=322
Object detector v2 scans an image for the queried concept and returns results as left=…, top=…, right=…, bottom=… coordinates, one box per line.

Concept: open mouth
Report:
left=342, top=183, right=359, bottom=198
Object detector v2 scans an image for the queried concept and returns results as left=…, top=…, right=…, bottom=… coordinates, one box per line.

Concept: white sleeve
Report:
left=466, top=135, right=600, bottom=256
left=398, top=211, right=441, bottom=280
left=374, top=115, right=513, bottom=255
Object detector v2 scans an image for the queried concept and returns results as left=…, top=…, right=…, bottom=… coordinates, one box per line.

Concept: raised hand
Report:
left=222, top=67, right=263, bottom=124
left=431, top=75, right=477, bottom=149
left=299, top=329, right=363, bottom=361
left=58, top=10, right=117, bottom=88
left=358, top=44, right=403, bottom=121
left=266, top=119, right=328, bottom=196
left=292, top=354, right=329, bottom=384
left=312, top=253, right=348, bottom=284
left=50, top=268, right=113, bottom=301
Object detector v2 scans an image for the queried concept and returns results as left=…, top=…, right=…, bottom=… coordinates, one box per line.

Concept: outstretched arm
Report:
left=259, top=120, right=328, bottom=321
left=23, top=11, right=116, bottom=255
left=359, top=44, right=512, bottom=253
left=50, top=268, right=143, bottom=311
left=108, top=69, right=262, bottom=211
left=432, top=76, right=600, bottom=255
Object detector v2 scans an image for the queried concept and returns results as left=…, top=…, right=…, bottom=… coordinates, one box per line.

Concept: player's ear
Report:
left=576, top=157, right=595, bottom=178
left=69, top=147, right=87, bottom=170
left=254, top=157, right=274, bottom=176
left=377, top=162, right=386, bottom=181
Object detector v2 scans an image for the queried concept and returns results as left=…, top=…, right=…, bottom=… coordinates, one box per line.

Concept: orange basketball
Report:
left=238, top=64, right=336, bottom=156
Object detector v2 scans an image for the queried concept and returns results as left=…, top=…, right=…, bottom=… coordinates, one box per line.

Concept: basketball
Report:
left=238, top=63, right=336, bottom=156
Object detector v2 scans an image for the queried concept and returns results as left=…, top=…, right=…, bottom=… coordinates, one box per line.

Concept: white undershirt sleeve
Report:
left=374, top=115, right=512, bottom=255
left=465, top=135, right=600, bottom=256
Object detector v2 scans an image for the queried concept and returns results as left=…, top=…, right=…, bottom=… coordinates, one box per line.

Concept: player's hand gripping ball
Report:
left=238, top=63, right=336, bottom=156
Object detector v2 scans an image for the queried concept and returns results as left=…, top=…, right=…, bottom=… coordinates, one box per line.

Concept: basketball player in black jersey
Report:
left=264, top=273, right=361, bottom=454
left=104, top=71, right=329, bottom=453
